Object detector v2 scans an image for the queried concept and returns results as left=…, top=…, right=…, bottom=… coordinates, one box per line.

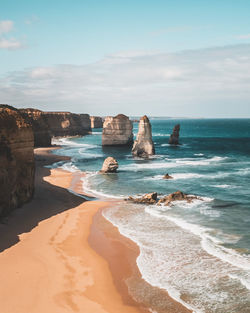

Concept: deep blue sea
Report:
left=52, top=118, right=250, bottom=313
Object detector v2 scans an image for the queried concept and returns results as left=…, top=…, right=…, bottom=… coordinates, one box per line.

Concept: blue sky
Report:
left=1, top=0, right=250, bottom=116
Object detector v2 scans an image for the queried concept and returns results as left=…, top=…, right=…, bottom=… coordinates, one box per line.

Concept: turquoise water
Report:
left=53, top=118, right=250, bottom=313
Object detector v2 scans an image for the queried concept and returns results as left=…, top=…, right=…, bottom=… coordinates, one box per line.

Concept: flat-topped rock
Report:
left=102, top=114, right=133, bottom=146
left=132, top=115, right=155, bottom=158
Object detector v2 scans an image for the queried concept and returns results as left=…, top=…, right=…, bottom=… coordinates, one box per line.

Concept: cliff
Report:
left=169, top=124, right=180, bottom=145
left=90, top=116, right=103, bottom=128
left=19, top=108, right=51, bottom=147
left=20, top=109, right=91, bottom=147
left=0, top=105, right=35, bottom=217
left=132, top=115, right=155, bottom=157
left=102, top=114, right=133, bottom=146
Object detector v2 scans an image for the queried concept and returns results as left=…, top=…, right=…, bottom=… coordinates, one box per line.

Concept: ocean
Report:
left=51, top=118, right=250, bottom=313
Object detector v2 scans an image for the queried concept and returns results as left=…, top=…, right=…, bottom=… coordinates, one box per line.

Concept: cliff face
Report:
left=132, top=115, right=155, bottom=158
left=0, top=105, right=35, bottom=217
left=169, top=124, right=180, bottom=145
left=20, top=109, right=91, bottom=147
left=102, top=114, right=133, bottom=146
left=90, top=116, right=103, bottom=128
left=19, top=109, right=51, bottom=147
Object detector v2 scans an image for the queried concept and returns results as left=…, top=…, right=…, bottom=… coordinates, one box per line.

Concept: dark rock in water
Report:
left=100, top=157, right=119, bottom=173
left=102, top=114, right=133, bottom=146
left=169, top=124, right=180, bottom=145
left=0, top=104, right=35, bottom=218
left=158, top=191, right=200, bottom=206
left=132, top=115, right=155, bottom=158
left=127, top=192, right=158, bottom=204
left=163, top=173, right=173, bottom=179
left=127, top=190, right=201, bottom=206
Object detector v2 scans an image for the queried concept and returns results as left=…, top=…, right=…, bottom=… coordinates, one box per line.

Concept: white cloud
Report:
left=1, top=44, right=250, bottom=117
left=0, top=19, right=24, bottom=50
left=237, top=34, right=250, bottom=39
left=0, top=38, right=22, bottom=50
left=0, top=20, right=13, bottom=34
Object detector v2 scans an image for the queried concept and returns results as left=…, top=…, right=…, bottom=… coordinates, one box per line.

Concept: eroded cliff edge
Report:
left=20, top=109, right=91, bottom=147
left=0, top=105, right=35, bottom=217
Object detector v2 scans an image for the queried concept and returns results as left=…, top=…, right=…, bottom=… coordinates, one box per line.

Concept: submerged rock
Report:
left=102, top=114, right=133, bottom=146
left=132, top=115, right=155, bottom=158
left=100, top=157, right=119, bottom=173
left=163, top=173, right=173, bottom=179
left=169, top=124, right=180, bottom=145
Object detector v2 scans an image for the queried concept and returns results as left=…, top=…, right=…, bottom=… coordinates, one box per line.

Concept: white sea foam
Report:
left=60, top=162, right=79, bottom=173
left=194, top=153, right=204, bottom=156
left=52, top=137, right=97, bottom=149
left=153, top=133, right=170, bottom=137
left=80, top=173, right=125, bottom=199
left=228, top=274, right=250, bottom=290
left=211, top=184, right=233, bottom=189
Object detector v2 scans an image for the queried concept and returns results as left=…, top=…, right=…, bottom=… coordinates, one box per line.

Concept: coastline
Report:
left=0, top=146, right=190, bottom=313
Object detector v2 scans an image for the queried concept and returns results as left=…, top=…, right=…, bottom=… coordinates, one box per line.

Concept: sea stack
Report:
left=102, top=114, right=133, bottom=146
left=100, top=157, right=119, bottom=173
left=169, top=124, right=180, bottom=145
left=132, top=115, right=155, bottom=158
left=0, top=105, right=35, bottom=217
left=90, top=116, right=103, bottom=128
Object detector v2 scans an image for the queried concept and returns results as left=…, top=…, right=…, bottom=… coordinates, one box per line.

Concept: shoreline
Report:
left=0, top=146, right=191, bottom=313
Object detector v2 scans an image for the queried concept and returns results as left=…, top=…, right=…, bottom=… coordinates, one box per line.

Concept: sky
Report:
left=1, top=0, right=250, bottom=117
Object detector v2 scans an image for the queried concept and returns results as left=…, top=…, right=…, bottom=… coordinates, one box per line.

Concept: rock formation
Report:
left=127, top=190, right=200, bottom=206
left=127, top=192, right=158, bottom=204
left=20, top=109, right=91, bottom=147
left=132, top=115, right=155, bottom=158
left=0, top=105, right=35, bottom=217
left=169, top=124, right=180, bottom=145
left=100, top=157, right=118, bottom=173
left=90, top=116, right=103, bottom=128
left=102, top=114, right=133, bottom=146
left=163, top=173, right=173, bottom=179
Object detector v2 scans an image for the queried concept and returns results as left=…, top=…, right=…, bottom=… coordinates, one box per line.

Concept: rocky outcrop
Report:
left=132, top=115, right=155, bottom=158
left=0, top=105, right=35, bottom=217
left=90, top=116, right=103, bottom=128
left=158, top=191, right=199, bottom=206
left=163, top=173, right=173, bottom=179
left=127, top=191, right=200, bottom=206
left=169, top=124, right=180, bottom=145
left=20, top=109, right=91, bottom=147
left=102, top=114, right=133, bottom=146
left=100, top=157, right=118, bottom=173
left=127, top=192, right=158, bottom=204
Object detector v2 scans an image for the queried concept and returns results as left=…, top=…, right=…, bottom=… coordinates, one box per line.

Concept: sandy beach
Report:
left=0, top=147, right=190, bottom=313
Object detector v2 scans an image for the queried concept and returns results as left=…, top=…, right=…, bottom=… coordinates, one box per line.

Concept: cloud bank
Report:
left=1, top=44, right=250, bottom=117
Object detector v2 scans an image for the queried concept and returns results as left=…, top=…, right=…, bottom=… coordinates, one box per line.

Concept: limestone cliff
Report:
left=102, top=114, right=133, bottom=146
left=132, top=115, right=155, bottom=158
left=20, top=109, right=91, bottom=146
left=169, top=124, right=180, bottom=145
left=0, top=105, right=35, bottom=217
left=90, top=116, right=103, bottom=128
